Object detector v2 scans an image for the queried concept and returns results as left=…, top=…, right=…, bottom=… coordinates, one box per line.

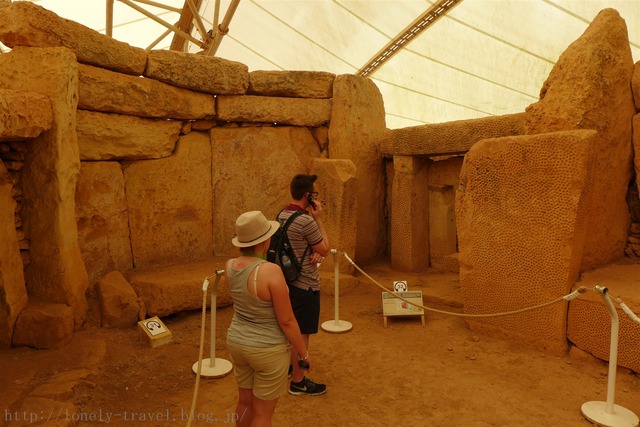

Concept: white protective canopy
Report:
left=15, top=0, right=640, bottom=129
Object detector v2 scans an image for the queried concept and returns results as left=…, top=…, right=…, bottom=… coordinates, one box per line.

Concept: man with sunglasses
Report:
left=277, top=174, right=330, bottom=396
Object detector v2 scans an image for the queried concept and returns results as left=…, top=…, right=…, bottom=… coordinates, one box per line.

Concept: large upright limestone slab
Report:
left=124, top=132, right=213, bottom=268
left=0, top=162, right=27, bottom=348
left=0, top=89, right=53, bottom=140
left=429, top=184, right=456, bottom=258
left=145, top=50, right=249, bottom=95
left=75, top=162, right=133, bottom=286
left=211, top=126, right=322, bottom=256
left=0, top=2, right=147, bottom=76
left=633, top=114, right=640, bottom=201
left=456, top=130, right=597, bottom=353
left=0, top=47, right=89, bottom=328
left=309, top=158, right=358, bottom=274
left=329, top=74, right=387, bottom=263
left=524, top=9, right=635, bottom=271
left=631, top=61, right=640, bottom=110
left=76, top=110, right=182, bottom=161
left=391, top=156, right=430, bottom=272
left=78, top=64, right=215, bottom=120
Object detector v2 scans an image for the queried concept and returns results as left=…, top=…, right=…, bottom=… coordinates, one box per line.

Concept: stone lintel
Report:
left=145, top=49, right=249, bottom=95
left=0, top=1, right=147, bottom=75
left=217, top=95, right=331, bottom=126
left=381, top=113, right=525, bottom=157
left=78, top=63, right=215, bottom=120
left=248, top=70, right=335, bottom=98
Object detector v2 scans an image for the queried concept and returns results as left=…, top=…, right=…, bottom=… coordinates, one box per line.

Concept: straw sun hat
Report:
left=231, top=211, right=280, bottom=248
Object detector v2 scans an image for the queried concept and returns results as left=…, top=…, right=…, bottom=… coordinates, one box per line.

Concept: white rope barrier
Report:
left=338, top=251, right=587, bottom=318
left=619, top=303, right=640, bottom=325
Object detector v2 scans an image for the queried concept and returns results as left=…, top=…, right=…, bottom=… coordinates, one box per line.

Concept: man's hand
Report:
left=310, top=252, right=325, bottom=264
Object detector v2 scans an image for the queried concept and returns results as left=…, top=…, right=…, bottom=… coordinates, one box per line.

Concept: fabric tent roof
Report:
left=14, top=0, right=640, bottom=129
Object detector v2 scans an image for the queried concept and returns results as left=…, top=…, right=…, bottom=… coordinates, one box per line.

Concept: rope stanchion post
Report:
left=321, top=249, right=353, bottom=333
left=191, top=270, right=233, bottom=378
left=581, top=285, right=639, bottom=427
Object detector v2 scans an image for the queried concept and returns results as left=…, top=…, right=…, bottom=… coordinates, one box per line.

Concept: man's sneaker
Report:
left=289, top=377, right=327, bottom=396
left=288, top=364, right=293, bottom=379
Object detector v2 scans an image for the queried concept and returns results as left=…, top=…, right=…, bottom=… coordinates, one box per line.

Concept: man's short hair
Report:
left=290, top=174, right=317, bottom=200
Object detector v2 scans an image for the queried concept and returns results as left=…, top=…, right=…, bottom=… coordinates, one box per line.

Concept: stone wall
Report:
left=380, top=8, right=640, bottom=370
left=0, top=2, right=385, bottom=347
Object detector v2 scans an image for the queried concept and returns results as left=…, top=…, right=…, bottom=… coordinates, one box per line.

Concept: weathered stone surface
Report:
left=524, top=9, right=635, bottom=271
left=248, top=70, right=335, bottom=98
left=310, top=158, right=358, bottom=274
left=632, top=61, right=640, bottom=109
left=76, top=110, right=182, bottom=161
left=97, top=271, right=139, bottom=328
left=30, top=368, right=92, bottom=400
left=329, top=74, right=387, bottom=264
left=0, top=1, right=147, bottom=75
left=75, top=162, right=133, bottom=286
left=456, top=130, right=597, bottom=353
left=126, top=257, right=230, bottom=317
left=0, top=161, right=27, bottom=348
left=634, top=115, right=640, bottom=210
left=312, top=126, right=329, bottom=154
left=12, top=302, right=74, bottom=348
left=145, top=49, right=249, bottom=95
left=381, top=113, right=525, bottom=156
left=0, top=47, right=89, bottom=328
left=191, top=120, right=216, bottom=131
left=78, top=64, right=215, bottom=120
left=429, top=184, right=456, bottom=258
left=124, top=132, right=213, bottom=268
left=217, top=95, right=331, bottom=126
left=391, top=156, right=430, bottom=272
left=429, top=156, right=464, bottom=187
left=211, top=126, right=321, bottom=256
left=0, top=89, right=52, bottom=140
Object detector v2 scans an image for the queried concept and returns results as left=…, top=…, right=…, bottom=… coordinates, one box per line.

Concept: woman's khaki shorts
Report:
left=227, top=341, right=290, bottom=401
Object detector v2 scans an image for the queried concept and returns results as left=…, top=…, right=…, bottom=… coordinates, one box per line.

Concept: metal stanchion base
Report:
left=192, top=358, right=233, bottom=378
left=321, top=319, right=353, bottom=333
left=581, top=401, right=639, bottom=427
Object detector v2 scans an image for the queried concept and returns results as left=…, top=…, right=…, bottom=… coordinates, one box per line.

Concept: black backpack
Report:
left=267, top=210, right=310, bottom=284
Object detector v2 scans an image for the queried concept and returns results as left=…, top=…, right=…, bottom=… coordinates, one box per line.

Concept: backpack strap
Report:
left=279, top=210, right=311, bottom=267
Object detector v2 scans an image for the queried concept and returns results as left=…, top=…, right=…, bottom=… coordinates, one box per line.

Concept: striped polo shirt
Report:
left=277, top=207, right=323, bottom=291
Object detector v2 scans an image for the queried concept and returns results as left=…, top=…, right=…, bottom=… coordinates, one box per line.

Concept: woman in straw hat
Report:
left=226, top=211, right=311, bottom=427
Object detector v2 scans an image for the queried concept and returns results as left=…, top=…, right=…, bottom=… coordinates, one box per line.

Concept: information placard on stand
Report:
left=381, top=291, right=425, bottom=328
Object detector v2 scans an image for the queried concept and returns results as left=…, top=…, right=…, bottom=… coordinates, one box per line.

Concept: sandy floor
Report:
left=1, top=263, right=639, bottom=427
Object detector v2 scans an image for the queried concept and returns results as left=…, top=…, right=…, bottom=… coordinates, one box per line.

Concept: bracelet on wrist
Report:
left=298, top=351, right=309, bottom=361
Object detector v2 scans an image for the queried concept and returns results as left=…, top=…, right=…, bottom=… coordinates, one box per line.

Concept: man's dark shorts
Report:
left=288, top=285, right=320, bottom=334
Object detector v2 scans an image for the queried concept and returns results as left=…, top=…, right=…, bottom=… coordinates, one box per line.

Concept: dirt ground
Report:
left=1, top=263, right=639, bottom=427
